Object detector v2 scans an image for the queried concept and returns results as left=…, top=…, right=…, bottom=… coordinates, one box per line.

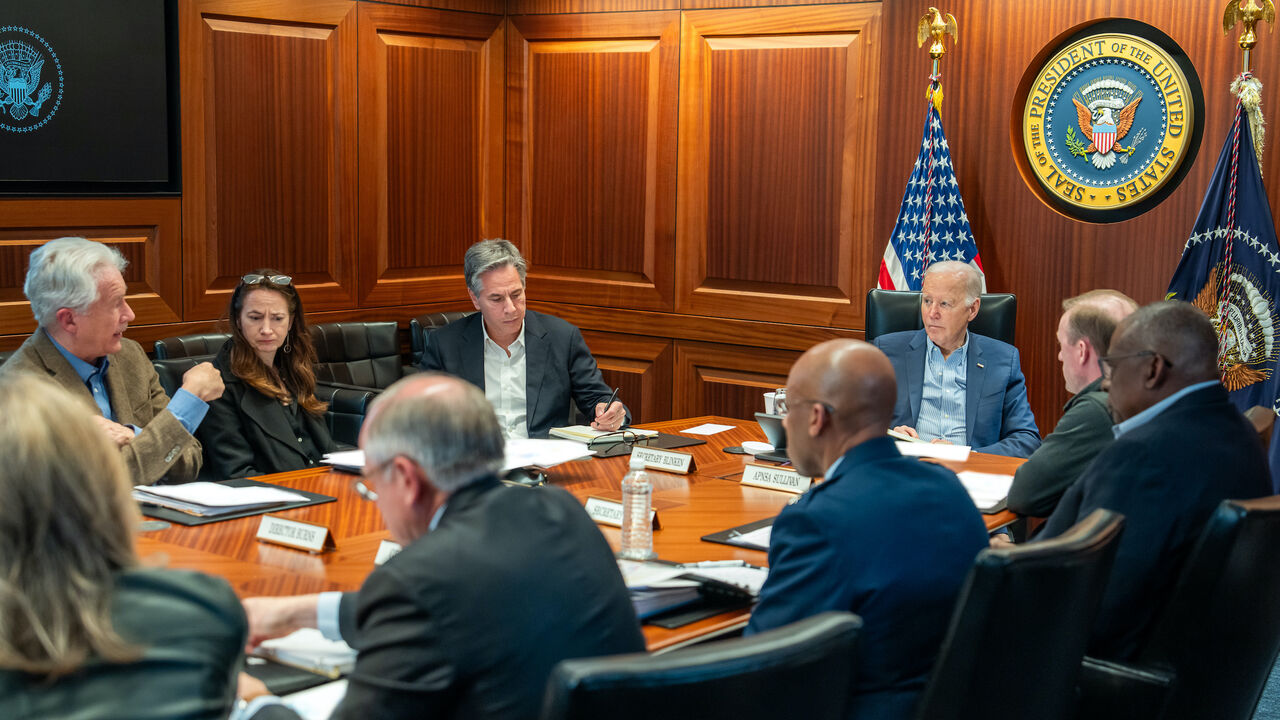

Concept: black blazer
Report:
left=332, top=476, right=646, bottom=720
left=1040, top=384, right=1271, bottom=659
left=418, top=310, right=629, bottom=437
left=197, top=341, right=337, bottom=479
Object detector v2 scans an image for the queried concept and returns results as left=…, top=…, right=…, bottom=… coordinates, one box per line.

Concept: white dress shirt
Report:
left=482, top=320, right=529, bottom=439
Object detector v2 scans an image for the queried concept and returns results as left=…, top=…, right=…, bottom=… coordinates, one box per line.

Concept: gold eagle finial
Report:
left=918, top=7, right=958, bottom=60
left=1224, top=0, right=1276, bottom=51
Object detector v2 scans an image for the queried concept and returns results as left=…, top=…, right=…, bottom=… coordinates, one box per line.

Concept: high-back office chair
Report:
left=540, top=611, right=861, bottom=720
left=1075, top=496, right=1280, bottom=720
left=409, top=311, right=474, bottom=367
left=915, top=508, right=1125, bottom=720
left=310, top=321, right=402, bottom=390
left=153, top=332, right=232, bottom=359
left=864, top=289, right=1018, bottom=345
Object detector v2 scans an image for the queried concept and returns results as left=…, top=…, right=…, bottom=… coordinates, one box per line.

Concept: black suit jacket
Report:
left=197, top=342, right=337, bottom=479
left=333, top=476, right=645, bottom=720
left=0, top=568, right=245, bottom=720
left=417, top=310, right=629, bottom=437
left=1040, top=384, right=1270, bottom=659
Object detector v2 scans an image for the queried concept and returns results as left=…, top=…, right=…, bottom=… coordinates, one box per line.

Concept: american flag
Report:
left=879, top=100, right=985, bottom=291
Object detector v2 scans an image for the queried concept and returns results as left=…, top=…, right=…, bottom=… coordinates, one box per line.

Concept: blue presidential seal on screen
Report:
left=1021, top=25, right=1202, bottom=222
left=0, top=25, right=63, bottom=133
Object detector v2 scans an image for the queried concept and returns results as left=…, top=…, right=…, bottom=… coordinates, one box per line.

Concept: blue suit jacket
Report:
left=1040, top=384, right=1270, bottom=659
left=872, top=329, right=1041, bottom=457
left=746, top=437, right=990, bottom=720
left=418, top=310, right=628, bottom=438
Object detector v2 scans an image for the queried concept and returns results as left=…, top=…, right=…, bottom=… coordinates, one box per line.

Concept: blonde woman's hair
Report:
left=0, top=374, right=140, bottom=678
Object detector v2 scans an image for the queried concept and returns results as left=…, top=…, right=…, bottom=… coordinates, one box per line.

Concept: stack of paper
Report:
left=254, top=628, right=357, bottom=679
left=132, top=482, right=308, bottom=518
left=956, top=471, right=1015, bottom=512
left=617, top=560, right=702, bottom=619
left=549, top=425, right=658, bottom=442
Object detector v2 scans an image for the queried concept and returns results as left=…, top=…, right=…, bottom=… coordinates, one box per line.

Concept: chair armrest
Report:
left=316, top=380, right=381, bottom=402
left=1075, top=656, right=1174, bottom=720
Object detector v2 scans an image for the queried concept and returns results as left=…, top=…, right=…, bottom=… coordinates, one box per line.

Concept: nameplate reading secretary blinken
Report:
left=257, top=515, right=336, bottom=553
left=630, top=446, right=695, bottom=474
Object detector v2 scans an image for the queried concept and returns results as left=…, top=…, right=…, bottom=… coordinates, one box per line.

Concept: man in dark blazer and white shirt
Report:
left=871, top=261, right=1041, bottom=457
left=418, top=238, right=628, bottom=438
left=1038, top=301, right=1270, bottom=659
left=746, top=339, right=989, bottom=720
left=240, top=373, right=645, bottom=720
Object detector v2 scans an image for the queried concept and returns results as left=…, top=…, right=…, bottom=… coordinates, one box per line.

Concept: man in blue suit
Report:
left=871, top=261, right=1040, bottom=457
left=746, top=339, right=990, bottom=720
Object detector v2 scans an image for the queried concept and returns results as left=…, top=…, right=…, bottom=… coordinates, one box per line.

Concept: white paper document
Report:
left=133, top=482, right=308, bottom=517
left=549, top=425, right=658, bottom=442
left=255, top=628, right=357, bottom=678
left=956, top=471, right=1015, bottom=512
left=895, top=441, right=972, bottom=462
left=681, top=423, right=735, bottom=435
left=283, top=679, right=348, bottom=720
left=324, top=440, right=596, bottom=474
left=731, top=524, right=773, bottom=551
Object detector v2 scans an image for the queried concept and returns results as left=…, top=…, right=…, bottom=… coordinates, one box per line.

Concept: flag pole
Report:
left=918, top=7, right=957, bottom=113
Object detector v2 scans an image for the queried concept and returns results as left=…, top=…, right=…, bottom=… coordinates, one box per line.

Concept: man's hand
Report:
left=930, top=438, right=954, bottom=445
left=591, top=401, right=626, bottom=432
left=181, top=362, right=225, bottom=402
left=237, top=672, right=271, bottom=702
left=891, top=425, right=919, bottom=439
left=242, top=594, right=320, bottom=651
left=92, top=415, right=134, bottom=447
left=989, top=532, right=1015, bottom=547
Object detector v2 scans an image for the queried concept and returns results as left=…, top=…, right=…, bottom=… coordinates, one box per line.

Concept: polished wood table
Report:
left=136, top=416, right=1024, bottom=651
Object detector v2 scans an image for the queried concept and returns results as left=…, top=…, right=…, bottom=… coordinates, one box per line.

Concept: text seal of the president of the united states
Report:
left=1022, top=30, right=1198, bottom=220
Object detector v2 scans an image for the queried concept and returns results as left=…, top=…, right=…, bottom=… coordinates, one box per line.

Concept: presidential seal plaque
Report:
left=1021, top=22, right=1203, bottom=222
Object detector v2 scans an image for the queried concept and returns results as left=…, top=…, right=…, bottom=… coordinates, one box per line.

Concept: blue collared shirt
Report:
left=917, top=333, right=969, bottom=444
left=46, top=330, right=209, bottom=436
left=1112, top=380, right=1221, bottom=438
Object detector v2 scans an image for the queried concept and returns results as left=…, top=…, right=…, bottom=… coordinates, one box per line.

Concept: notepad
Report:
left=132, top=482, right=308, bottom=518
left=956, top=471, right=1015, bottom=512
left=549, top=425, right=659, bottom=442
left=254, top=628, right=356, bottom=679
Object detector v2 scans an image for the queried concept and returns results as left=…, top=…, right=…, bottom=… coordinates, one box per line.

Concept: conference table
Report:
left=136, top=416, right=1024, bottom=652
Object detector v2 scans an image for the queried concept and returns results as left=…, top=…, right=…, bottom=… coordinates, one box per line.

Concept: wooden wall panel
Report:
left=581, top=330, right=674, bottom=423
left=0, top=199, right=183, bottom=337
left=357, top=5, right=504, bottom=307
left=673, top=339, right=797, bottom=419
left=508, top=0, right=678, bottom=13
left=676, top=5, right=882, bottom=326
left=876, top=0, right=1279, bottom=432
left=507, top=12, right=679, bottom=311
left=391, top=0, right=504, bottom=12
left=181, top=0, right=359, bottom=320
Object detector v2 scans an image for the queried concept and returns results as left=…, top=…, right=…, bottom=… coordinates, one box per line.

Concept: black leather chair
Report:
left=152, top=356, right=210, bottom=398
left=310, top=321, right=403, bottom=390
left=154, top=332, right=232, bottom=359
left=314, top=381, right=378, bottom=448
left=914, top=508, right=1125, bottom=720
left=540, top=611, right=861, bottom=720
left=864, top=289, right=1018, bottom=345
left=409, top=310, right=474, bottom=367
left=1075, top=496, right=1280, bottom=720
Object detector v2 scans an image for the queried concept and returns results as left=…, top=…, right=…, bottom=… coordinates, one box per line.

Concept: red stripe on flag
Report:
left=878, top=261, right=896, bottom=290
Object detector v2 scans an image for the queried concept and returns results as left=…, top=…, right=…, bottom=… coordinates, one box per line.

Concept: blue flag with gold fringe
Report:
left=1167, top=92, right=1280, bottom=490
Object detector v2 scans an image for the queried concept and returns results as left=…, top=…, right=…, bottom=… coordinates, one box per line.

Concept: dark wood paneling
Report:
left=357, top=4, right=504, bottom=307
left=508, top=0, right=678, bottom=12
left=682, top=0, right=874, bottom=7
left=181, top=0, right=359, bottom=320
left=391, top=0, right=505, bottom=12
left=673, top=339, right=798, bottom=418
left=581, top=330, right=673, bottom=422
left=876, top=0, right=1277, bottom=432
left=676, top=5, right=882, bottom=325
left=508, top=12, right=679, bottom=311
left=0, top=199, right=182, bottom=336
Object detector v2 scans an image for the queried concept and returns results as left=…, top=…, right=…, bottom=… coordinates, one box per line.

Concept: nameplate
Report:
left=630, top=446, right=694, bottom=474
left=740, top=463, right=812, bottom=494
left=256, top=515, right=335, bottom=553
left=584, top=496, right=659, bottom=529
left=374, top=540, right=402, bottom=566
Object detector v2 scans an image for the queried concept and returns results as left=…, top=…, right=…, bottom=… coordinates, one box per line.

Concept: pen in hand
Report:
left=597, top=387, right=620, bottom=425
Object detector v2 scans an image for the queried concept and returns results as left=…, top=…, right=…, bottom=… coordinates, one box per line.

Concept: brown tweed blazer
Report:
left=0, top=330, right=202, bottom=484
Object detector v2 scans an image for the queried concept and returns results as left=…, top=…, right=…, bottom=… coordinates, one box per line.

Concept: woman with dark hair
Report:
left=0, top=374, right=246, bottom=718
left=197, top=271, right=337, bottom=478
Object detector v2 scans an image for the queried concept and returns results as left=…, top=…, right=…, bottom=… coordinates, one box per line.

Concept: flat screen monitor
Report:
left=0, top=0, right=178, bottom=193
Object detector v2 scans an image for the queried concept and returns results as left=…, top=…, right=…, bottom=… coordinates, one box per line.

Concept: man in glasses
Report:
left=746, top=338, right=989, bottom=719
left=1007, top=289, right=1138, bottom=517
left=239, top=373, right=643, bottom=720
left=1038, top=301, right=1269, bottom=660
left=0, top=237, right=222, bottom=484
left=872, top=261, right=1041, bottom=457
left=418, top=239, right=627, bottom=438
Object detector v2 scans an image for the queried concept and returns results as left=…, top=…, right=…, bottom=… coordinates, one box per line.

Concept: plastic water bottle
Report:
left=618, top=455, right=657, bottom=560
